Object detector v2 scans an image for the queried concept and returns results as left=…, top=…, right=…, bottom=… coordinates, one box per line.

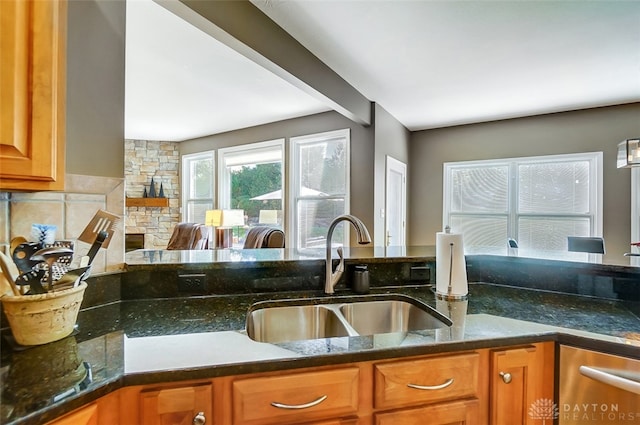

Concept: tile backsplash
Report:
left=0, top=174, right=125, bottom=273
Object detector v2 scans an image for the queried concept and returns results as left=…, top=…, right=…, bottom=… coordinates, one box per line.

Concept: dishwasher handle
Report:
left=579, top=365, right=640, bottom=395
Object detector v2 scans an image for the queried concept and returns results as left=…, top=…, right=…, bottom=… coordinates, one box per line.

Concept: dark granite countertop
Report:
left=2, top=282, right=639, bottom=425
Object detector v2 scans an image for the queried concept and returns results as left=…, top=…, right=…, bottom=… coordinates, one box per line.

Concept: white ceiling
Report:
left=125, top=0, right=640, bottom=142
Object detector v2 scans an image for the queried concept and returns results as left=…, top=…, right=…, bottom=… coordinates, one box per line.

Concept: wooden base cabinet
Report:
left=46, top=391, right=119, bottom=425
left=489, top=343, right=555, bottom=425
left=231, top=367, right=361, bottom=425
left=45, top=342, right=555, bottom=425
left=140, top=383, right=212, bottom=425
left=374, top=398, right=480, bottom=425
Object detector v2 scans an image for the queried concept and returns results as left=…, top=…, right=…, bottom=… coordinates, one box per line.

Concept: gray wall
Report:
left=66, top=0, right=125, bottom=178
left=373, top=104, right=410, bottom=245
left=409, top=103, right=640, bottom=264
left=180, top=110, right=376, bottom=235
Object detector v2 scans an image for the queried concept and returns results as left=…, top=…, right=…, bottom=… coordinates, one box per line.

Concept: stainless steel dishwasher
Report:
left=559, top=345, right=640, bottom=424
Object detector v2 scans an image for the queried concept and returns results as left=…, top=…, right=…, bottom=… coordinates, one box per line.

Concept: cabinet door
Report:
left=47, top=404, right=98, bottom=425
left=0, top=0, right=66, bottom=191
left=490, top=343, right=554, bottom=425
left=140, top=384, right=212, bottom=425
left=375, top=398, right=480, bottom=425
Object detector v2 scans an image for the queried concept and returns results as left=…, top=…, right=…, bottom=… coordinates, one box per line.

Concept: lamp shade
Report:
left=617, top=138, right=640, bottom=168
left=258, top=210, right=279, bottom=224
left=205, top=209, right=244, bottom=227
left=205, top=210, right=222, bottom=227
left=221, top=209, right=244, bottom=227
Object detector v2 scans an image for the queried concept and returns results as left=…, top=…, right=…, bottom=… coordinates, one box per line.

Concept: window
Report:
left=182, top=151, right=215, bottom=223
left=290, top=129, right=350, bottom=250
left=443, top=152, right=602, bottom=252
left=218, top=140, right=284, bottom=246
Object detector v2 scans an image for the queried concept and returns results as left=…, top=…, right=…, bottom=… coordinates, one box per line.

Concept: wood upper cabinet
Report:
left=0, top=0, right=66, bottom=191
left=489, top=342, right=555, bottom=425
left=139, top=383, right=212, bottom=425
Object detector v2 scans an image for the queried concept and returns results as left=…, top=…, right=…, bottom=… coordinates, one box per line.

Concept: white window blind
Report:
left=444, top=152, right=602, bottom=251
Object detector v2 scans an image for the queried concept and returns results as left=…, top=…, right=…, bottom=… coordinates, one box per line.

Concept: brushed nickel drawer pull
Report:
left=407, top=378, right=454, bottom=390
left=271, top=395, right=328, bottom=410
left=580, top=366, right=640, bottom=395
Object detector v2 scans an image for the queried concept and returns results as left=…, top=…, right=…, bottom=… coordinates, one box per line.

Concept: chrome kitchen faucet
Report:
left=325, top=215, right=371, bottom=294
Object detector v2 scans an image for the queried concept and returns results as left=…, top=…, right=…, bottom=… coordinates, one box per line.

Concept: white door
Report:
left=631, top=168, right=640, bottom=265
left=385, top=156, right=407, bottom=246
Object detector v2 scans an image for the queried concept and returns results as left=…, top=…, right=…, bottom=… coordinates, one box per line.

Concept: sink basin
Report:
left=246, top=304, right=354, bottom=343
left=246, top=294, right=452, bottom=343
left=339, top=299, right=451, bottom=335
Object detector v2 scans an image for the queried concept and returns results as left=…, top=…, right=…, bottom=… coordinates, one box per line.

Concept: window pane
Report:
left=518, top=217, right=591, bottom=250
left=449, top=215, right=508, bottom=248
left=230, top=162, right=282, bottom=227
left=187, top=200, right=213, bottom=223
left=191, top=158, right=213, bottom=199
left=298, top=139, right=346, bottom=195
left=451, top=166, right=508, bottom=212
left=519, top=161, right=590, bottom=214
left=297, top=199, right=345, bottom=249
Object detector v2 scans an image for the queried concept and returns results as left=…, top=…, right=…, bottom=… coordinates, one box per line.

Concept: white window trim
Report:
left=443, top=152, right=603, bottom=244
left=289, top=128, right=351, bottom=249
left=181, top=150, right=215, bottom=222
left=217, top=139, right=285, bottom=210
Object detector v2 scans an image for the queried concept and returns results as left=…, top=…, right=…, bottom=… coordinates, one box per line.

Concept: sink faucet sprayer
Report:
left=325, top=215, right=372, bottom=294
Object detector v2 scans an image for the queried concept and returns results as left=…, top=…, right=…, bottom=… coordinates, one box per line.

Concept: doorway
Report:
left=385, top=156, right=407, bottom=246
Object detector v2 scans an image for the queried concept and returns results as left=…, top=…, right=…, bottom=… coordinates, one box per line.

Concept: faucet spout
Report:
left=325, top=215, right=371, bottom=294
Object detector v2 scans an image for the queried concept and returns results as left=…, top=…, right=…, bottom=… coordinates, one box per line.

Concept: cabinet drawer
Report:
left=374, top=352, right=479, bottom=409
left=374, top=398, right=479, bottom=425
left=139, top=383, right=212, bottom=425
left=232, top=367, right=360, bottom=425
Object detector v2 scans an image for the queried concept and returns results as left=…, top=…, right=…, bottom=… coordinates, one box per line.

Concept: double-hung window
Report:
left=181, top=151, right=215, bottom=223
left=290, top=129, right=350, bottom=251
left=218, top=140, right=284, bottom=245
left=443, top=152, right=602, bottom=252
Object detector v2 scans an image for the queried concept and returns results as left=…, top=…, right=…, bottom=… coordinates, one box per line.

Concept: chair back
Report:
left=243, top=226, right=285, bottom=248
left=167, top=223, right=209, bottom=250
left=567, top=236, right=605, bottom=254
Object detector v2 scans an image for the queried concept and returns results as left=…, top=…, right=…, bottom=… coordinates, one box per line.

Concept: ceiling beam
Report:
left=156, top=0, right=372, bottom=126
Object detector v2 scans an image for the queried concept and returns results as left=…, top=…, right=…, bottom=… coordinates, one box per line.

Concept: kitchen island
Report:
left=1, top=249, right=639, bottom=424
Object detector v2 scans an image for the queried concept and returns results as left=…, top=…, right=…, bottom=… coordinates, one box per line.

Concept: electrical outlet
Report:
left=177, top=273, right=207, bottom=293
left=410, top=266, right=430, bottom=282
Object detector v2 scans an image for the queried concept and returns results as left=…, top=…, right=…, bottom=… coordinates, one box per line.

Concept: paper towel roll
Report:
left=435, top=230, right=468, bottom=298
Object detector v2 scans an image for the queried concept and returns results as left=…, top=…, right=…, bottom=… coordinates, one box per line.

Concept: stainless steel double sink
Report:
left=246, top=294, right=452, bottom=343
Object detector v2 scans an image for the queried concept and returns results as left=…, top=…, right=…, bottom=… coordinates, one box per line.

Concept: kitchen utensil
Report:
left=14, top=269, right=47, bottom=294
left=86, top=230, right=108, bottom=265
left=10, top=236, right=27, bottom=256
left=0, top=251, right=21, bottom=296
left=52, top=266, right=91, bottom=291
left=30, top=247, right=74, bottom=291
left=12, top=242, right=40, bottom=274
left=77, top=210, right=119, bottom=250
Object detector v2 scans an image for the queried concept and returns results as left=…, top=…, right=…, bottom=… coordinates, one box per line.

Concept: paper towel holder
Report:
left=435, top=225, right=468, bottom=301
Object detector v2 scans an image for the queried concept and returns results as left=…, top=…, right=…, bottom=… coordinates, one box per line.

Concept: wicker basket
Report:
left=1, top=282, right=87, bottom=346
